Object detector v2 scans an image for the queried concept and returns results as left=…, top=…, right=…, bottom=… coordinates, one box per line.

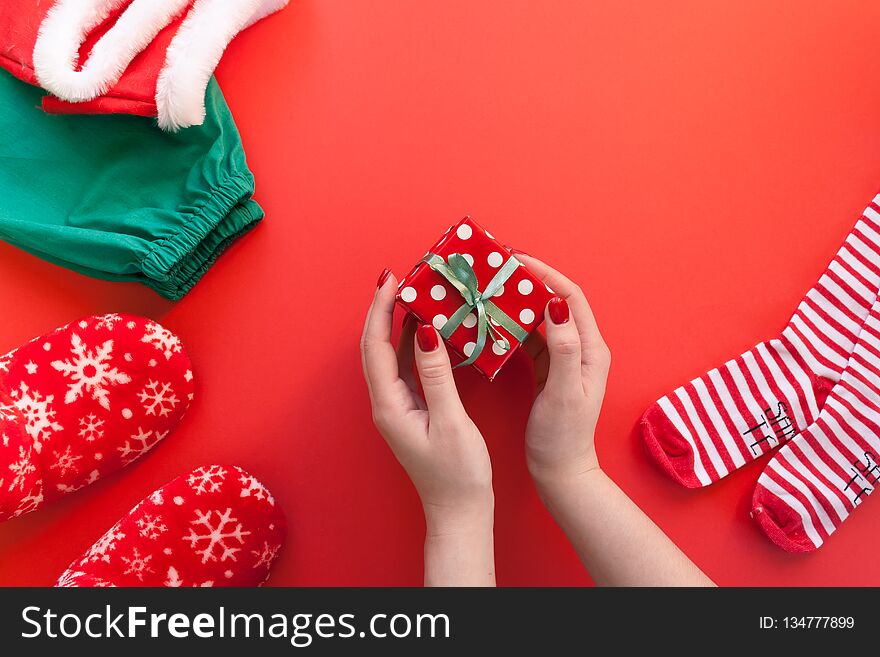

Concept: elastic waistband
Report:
left=141, top=173, right=264, bottom=300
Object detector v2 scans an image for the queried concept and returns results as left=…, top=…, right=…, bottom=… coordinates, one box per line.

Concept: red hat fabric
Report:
left=56, top=465, right=285, bottom=587
left=0, top=0, right=287, bottom=130
left=0, top=314, right=193, bottom=521
left=0, top=1, right=50, bottom=89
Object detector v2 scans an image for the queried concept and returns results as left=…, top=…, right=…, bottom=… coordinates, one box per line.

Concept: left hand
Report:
left=361, top=271, right=494, bottom=531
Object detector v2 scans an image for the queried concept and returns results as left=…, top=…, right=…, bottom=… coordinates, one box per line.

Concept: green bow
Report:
left=423, top=252, right=529, bottom=368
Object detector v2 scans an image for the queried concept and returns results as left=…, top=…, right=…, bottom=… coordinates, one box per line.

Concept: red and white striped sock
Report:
left=752, top=297, right=880, bottom=551
left=642, top=195, right=880, bottom=487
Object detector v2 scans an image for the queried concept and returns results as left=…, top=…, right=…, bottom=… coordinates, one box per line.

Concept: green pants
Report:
left=0, top=72, right=262, bottom=300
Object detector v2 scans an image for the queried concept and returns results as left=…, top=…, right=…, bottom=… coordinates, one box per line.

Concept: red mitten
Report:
left=0, top=314, right=193, bottom=521
left=0, top=388, right=35, bottom=517
left=56, top=465, right=285, bottom=587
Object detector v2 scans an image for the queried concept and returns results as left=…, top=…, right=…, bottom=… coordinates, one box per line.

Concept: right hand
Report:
left=517, top=254, right=612, bottom=489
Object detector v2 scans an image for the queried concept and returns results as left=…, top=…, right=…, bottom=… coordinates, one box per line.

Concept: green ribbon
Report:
left=423, top=252, right=529, bottom=368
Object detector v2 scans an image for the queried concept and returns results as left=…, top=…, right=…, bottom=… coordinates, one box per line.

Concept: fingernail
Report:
left=416, top=323, right=440, bottom=352
left=376, top=268, right=392, bottom=288
left=548, top=296, right=570, bottom=325
left=505, top=246, right=531, bottom=257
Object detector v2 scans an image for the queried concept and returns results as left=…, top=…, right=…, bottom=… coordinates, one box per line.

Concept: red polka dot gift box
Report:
left=396, top=217, right=553, bottom=381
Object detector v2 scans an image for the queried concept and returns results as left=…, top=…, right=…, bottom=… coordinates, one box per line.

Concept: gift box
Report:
left=396, top=217, right=554, bottom=380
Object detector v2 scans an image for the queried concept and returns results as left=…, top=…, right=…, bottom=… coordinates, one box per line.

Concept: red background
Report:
left=2, top=0, right=880, bottom=586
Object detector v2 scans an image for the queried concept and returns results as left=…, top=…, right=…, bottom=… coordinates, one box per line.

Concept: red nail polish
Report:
left=548, top=296, right=570, bottom=325
left=416, top=324, right=440, bottom=352
left=376, top=268, right=391, bottom=288
left=506, top=246, right=531, bottom=257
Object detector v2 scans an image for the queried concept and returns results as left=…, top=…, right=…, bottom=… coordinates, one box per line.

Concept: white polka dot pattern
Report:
left=394, top=217, right=554, bottom=381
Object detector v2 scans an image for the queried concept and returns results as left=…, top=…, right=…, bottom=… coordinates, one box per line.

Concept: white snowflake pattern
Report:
left=56, top=570, right=117, bottom=588
left=13, top=480, right=44, bottom=518
left=238, top=472, right=275, bottom=506
left=136, top=513, right=168, bottom=540
left=149, top=490, right=165, bottom=506
left=0, top=351, right=11, bottom=373
left=7, top=445, right=35, bottom=493
left=94, top=314, right=123, bottom=331
left=251, top=541, right=280, bottom=570
left=121, top=547, right=154, bottom=582
left=187, top=465, right=226, bottom=495
left=50, top=445, right=83, bottom=478
left=0, top=398, right=18, bottom=423
left=55, top=570, right=85, bottom=587
left=78, top=413, right=105, bottom=442
left=137, top=380, right=178, bottom=417
left=51, top=333, right=131, bottom=409
left=164, top=566, right=214, bottom=588
left=141, top=322, right=183, bottom=360
left=56, top=469, right=98, bottom=493
left=116, top=427, right=168, bottom=465
left=10, top=382, right=63, bottom=453
left=184, top=508, right=251, bottom=564
left=81, top=525, right=125, bottom=564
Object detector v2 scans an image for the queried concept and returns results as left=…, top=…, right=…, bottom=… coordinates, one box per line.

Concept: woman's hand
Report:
left=361, top=269, right=495, bottom=586
left=518, top=254, right=611, bottom=490
left=515, top=253, right=713, bottom=586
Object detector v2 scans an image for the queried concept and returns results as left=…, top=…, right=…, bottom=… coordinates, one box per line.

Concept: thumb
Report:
left=413, top=323, right=467, bottom=420
left=543, top=296, right=584, bottom=397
